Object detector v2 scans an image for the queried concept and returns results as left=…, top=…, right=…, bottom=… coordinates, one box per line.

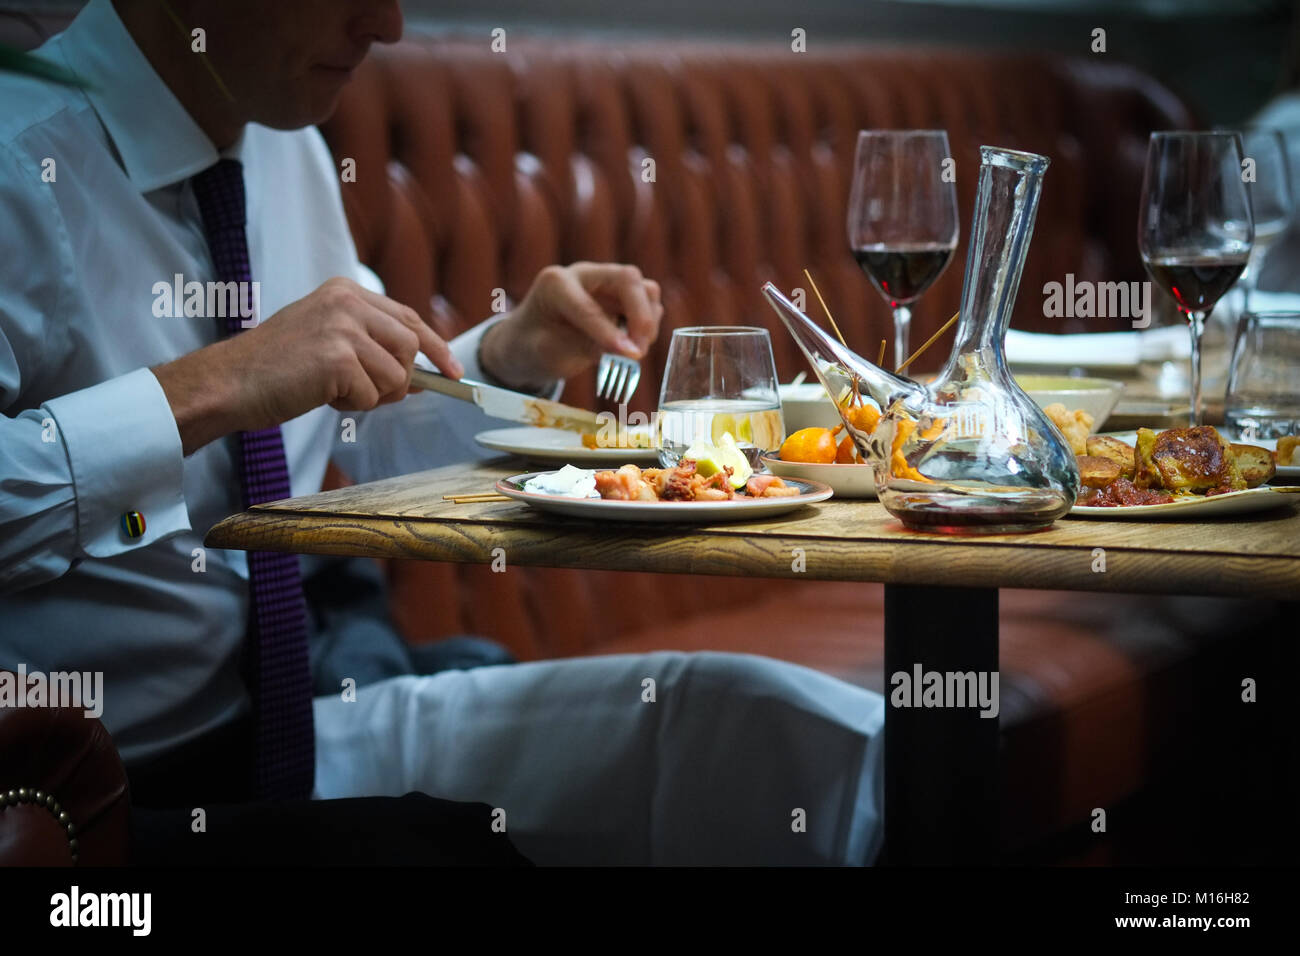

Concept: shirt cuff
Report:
left=44, top=367, right=191, bottom=558
left=437, top=315, right=565, bottom=401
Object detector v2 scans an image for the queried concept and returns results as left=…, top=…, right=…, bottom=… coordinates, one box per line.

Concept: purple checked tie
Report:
left=192, top=158, right=315, bottom=801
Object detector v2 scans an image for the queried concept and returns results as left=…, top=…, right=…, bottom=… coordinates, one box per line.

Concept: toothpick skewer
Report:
left=443, top=492, right=511, bottom=503
left=802, top=269, right=849, bottom=348
left=877, top=339, right=887, bottom=367
left=896, top=312, right=960, bottom=373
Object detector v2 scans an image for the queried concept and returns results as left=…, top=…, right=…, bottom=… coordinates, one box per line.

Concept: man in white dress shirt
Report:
left=0, top=0, right=885, bottom=865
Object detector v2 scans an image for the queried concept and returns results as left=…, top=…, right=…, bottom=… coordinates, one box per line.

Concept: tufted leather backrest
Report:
left=322, top=37, right=1194, bottom=412
left=321, top=38, right=1195, bottom=657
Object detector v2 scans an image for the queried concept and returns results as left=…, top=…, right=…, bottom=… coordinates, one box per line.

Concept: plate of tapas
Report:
left=1067, top=425, right=1300, bottom=519
left=475, top=425, right=659, bottom=466
left=495, top=461, right=832, bottom=521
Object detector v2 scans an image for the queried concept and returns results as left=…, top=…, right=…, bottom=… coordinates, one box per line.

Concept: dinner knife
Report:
left=409, top=367, right=604, bottom=434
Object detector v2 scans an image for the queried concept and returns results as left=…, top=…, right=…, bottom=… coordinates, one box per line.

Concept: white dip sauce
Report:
left=523, top=464, right=599, bottom=498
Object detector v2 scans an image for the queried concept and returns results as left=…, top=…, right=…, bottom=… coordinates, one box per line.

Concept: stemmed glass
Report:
left=1138, top=131, right=1254, bottom=426
left=1237, top=127, right=1294, bottom=310
left=847, top=130, right=959, bottom=368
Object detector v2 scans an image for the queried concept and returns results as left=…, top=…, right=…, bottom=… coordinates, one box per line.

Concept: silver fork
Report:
left=595, top=316, right=641, bottom=404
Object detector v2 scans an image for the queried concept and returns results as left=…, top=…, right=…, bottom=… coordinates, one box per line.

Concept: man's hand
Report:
left=478, top=262, right=663, bottom=393
left=153, top=277, right=462, bottom=455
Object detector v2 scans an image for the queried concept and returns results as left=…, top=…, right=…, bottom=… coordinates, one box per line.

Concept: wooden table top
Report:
left=205, top=457, right=1300, bottom=599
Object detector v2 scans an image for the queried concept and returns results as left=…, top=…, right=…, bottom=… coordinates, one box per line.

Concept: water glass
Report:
left=1225, top=311, right=1300, bottom=440
left=657, top=327, right=785, bottom=467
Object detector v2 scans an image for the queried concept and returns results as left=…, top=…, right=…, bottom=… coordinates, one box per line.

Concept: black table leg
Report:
left=881, top=584, right=999, bottom=865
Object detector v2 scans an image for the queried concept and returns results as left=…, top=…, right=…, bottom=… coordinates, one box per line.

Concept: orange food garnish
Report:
left=889, top=419, right=930, bottom=482
left=779, top=427, right=838, bottom=464
left=836, top=434, right=863, bottom=464
left=844, top=403, right=881, bottom=435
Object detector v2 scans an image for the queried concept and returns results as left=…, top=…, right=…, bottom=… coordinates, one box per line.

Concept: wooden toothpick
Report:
left=896, top=312, right=960, bottom=373
left=802, top=268, right=849, bottom=348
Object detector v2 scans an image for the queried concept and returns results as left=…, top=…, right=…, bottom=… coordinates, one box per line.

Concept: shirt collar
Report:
left=51, top=0, right=242, bottom=191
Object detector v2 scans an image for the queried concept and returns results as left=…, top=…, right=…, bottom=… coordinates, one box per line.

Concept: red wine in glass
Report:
left=1144, top=253, right=1249, bottom=314
left=853, top=243, right=956, bottom=306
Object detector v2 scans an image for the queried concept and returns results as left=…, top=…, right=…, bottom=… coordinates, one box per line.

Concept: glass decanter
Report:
left=762, top=146, right=1079, bottom=532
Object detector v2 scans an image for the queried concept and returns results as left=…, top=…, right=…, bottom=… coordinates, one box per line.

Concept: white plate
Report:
left=1069, top=485, right=1300, bottom=519
left=495, top=471, right=833, bottom=521
left=476, top=426, right=659, bottom=466
left=1102, top=431, right=1299, bottom=480
left=761, top=455, right=877, bottom=499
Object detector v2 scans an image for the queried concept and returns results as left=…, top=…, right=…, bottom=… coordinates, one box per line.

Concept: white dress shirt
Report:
left=0, top=3, right=892, bottom=864
left=0, top=0, right=512, bottom=763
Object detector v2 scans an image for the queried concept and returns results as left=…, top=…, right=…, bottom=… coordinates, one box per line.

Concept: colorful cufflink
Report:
left=120, top=511, right=146, bottom=539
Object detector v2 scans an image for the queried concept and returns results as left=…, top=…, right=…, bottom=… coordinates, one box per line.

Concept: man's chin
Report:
left=258, top=87, right=350, bottom=131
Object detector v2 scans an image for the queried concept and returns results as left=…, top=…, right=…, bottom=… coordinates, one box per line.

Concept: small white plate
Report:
left=476, top=426, right=658, bottom=466
left=761, top=455, right=877, bottom=499
left=1102, top=431, right=1299, bottom=481
left=1070, top=485, right=1300, bottom=519
left=495, top=471, right=833, bottom=522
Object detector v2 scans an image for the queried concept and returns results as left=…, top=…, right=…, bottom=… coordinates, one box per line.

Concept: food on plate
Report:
left=779, top=427, right=838, bottom=464
left=835, top=432, right=863, bottom=464
left=1134, top=426, right=1245, bottom=494
left=1076, top=454, right=1121, bottom=489
left=1085, top=435, right=1136, bottom=479
left=522, top=464, right=599, bottom=498
left=842, top=402, right=882, bottom=435
left=1077, top=426, right=1274, bottom=507
left=1230, top=443, right=1277, bottom=487
left=681, top=432, right=753, bottom=489
left=593, top=461, right=800, bottom=502
left=580, top=427, right=655, bottom=450
left=1277, top=435, right=1299, bottom=466
left=1042, top=402, right=1095, bottom=456
left=1081, top=477, right=1175, bottom=508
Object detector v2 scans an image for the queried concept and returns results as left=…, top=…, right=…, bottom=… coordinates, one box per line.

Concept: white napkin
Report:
left=1005, top=326, right=1193, bottom=368
left=1006, top=291, right=1300, bottom=369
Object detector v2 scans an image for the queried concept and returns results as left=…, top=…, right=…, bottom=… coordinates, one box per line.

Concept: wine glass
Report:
left=657, top=327, right=785, bottom=468
left=1238, top=127, right=1294, bottom=310
left=1138, top=131, right=1254, bottom=426
left=847, top=130, right=960, bottom=368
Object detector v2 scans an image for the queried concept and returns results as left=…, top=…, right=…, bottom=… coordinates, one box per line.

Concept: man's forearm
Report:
left=151, top=339, right=249, bottom=456
left=477, top=318, right=558, bottom=395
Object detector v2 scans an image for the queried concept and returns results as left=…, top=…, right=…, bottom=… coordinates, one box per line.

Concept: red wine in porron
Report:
left=1143, top=253, right=1249, bottom=314
left=852, top=243, right=955, bottom=306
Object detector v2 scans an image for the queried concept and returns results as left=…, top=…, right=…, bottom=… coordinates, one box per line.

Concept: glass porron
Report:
left=763, top=146, right=1080, bottom=533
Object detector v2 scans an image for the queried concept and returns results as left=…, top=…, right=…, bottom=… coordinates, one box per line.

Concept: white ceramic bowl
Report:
left=778, top=383, right=842, bottom=433
left=761, top=455, right=877, bottom=499
left=1015, top=374, right=1124, bottom=430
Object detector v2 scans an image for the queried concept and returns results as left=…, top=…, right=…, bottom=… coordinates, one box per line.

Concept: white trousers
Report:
left=312, top=651, right=886, bottom=865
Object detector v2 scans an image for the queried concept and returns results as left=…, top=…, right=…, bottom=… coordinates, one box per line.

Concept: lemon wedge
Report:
left=682, top=432, right=753, bottom=489
left=710, top=413, right=736, bottom=444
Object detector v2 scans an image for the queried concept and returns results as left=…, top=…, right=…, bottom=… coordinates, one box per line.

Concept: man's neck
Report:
left=113, top=0, right=244, bottom=149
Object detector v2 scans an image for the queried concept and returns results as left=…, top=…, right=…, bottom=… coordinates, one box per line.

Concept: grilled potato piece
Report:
left=1085, top=435, right=1136, bottom=479
left=1278, top=435, right=1299, bottom=467
left=1076, top=454, right=1121, bottom=488
left=1136, top=426, right=1244, bottom=493
left=1230, top=443, right=1276, bottom=487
